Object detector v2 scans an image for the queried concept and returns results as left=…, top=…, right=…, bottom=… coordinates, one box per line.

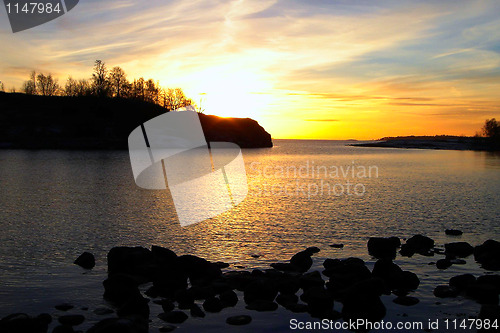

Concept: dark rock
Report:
left=342, top=294, right=386, bottom=323
left=74, top=252, right=95, bottom=269
left=245, top=300, right=278, bottom=311
left=445, top=229, right=463, bottom=236
left=151, top=246, right=177, bottom=266
left=223, top=271, right=255, bottom=291
left=226, top=315, right=252, bottom=325
left=215, top=261, right=230, bottom=268
left=475, top=240, right=500, bottom=271
left=433, top=285, right=459, bottom=298
left=270, top=262, right=296, bottom=272
left=290, top=250, right=314, bottom=273
left=243, top=279, right=278, bottom=303
left=0, top=313, right=51, bottom=333
left=174, top=289, right=194, bottom=309
left=477, top=275, right=500, bottom=292
left=159, top=325, right=177, bottom=332
left=219, top=290, right=238, bottom=307
left=145, top=286, right=159, bottom=298
left=323, top=258, right=341, bottom=270
left=436, top=259, right=452, bottom=270
left=445, top=242, right=474, bottom=258
left=52, top=325, right=75, bottom=333
left=299, top=271, right=324, bottom=290
left=466, top=283, right=500, bottom=304
left=152, top=271, right=188, bottom=298
left=301, top=286, right=334, bottom=315
left=395, top=271, right=420, bottom=292
left=478, top=304, right=500, bottom=322
left=58, top=315, right=85, bottom=326
left=190, top=304, right=205, bottom=318
left=277, top=275, right=300, bottom=295
left=371, top=259, right=402, bottom=289
left=323, top=258, right=371, bottom=289
left=401, top=235, right=435, bottom=256
left=107, top=246, right=156, bottom=280
left=87, top=316, right=148, bottom=333
left=203, top=297, right=223, bottom=313
left=93, top=307, right=114, bottom=315
left=117, top=296, right=150, bottom=319
left=330, top=244, right=344, bottom=248
left=393, top=296, right=419, bottom=306
left=187, top=285, right=216, bottom=300
left=367, top=237, right=400, bottom=259
left=276, top=293, right=299, bottom=307
left=306, top=246, right=321, bottom=254
left=449, top=274, right=476, bottom=292
left=158, top=311, right=188, bottom=324
left=177, top=255, right=222, bottom=284
left=160, top=300, right=175, bottom=313
left=55, top=303, right=74, bottom=311
left=103, top=273, right=142, bottom=305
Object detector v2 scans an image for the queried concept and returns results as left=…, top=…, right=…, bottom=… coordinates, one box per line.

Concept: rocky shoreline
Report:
left=1, top=233, right=500, bottom=333
left=351, top=137, right=499, bottom=152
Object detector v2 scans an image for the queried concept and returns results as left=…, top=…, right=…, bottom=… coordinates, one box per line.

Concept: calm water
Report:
left=1, top=140, right=500, bottom=332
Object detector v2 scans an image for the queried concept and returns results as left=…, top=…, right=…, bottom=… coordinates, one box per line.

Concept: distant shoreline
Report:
left=351, top=136, right=500, bottom=152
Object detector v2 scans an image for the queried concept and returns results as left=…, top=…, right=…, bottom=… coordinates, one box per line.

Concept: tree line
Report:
left=16, top=60, right=195, bottom=111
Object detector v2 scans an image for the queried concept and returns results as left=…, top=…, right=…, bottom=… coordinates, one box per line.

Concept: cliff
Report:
left=0, top=92, right=273, bottom=149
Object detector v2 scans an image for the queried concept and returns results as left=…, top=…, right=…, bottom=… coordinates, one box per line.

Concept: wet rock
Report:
left=323, top=258, right=371, bottom=289
left=393, top=296, right=419, bottom=306
left=433, top=285, right=459, bottom=298
left=243, top=279, right=278, bottom=304
left=270, top=262, right=296, bottom=272
left=87, top=316, right=148, bottom=333
left=55, top=303, right=74, bottom=311
left=449, top=274, right=476, bottom=292
left=477, top=275, right=500, bottom=292
left=276, top=293, right=299, bottom=307
left=74, top=252, right=95, bottom=269
left=103, top=273, right=142, bottom=305
left=152, top=271, right=188, bottom=298
left=367, top=237, right=400, bottom=259
left=371, top=259, right=402, bottom=289
left=159, top=325, right=177, bottom=332
left=145, top=286, right=159, bottom=298
left=151, top=246, right=177, bottom=267
left=117, top=296, right=150, bottom=319
left=174, top=289, right=194, bottom=310
left=203, top=297, right=223, bottom=313
left=330, top=244, right=344, bottom=248
left=306, top=246, right=321, bottom=254
left=58, top=315, right=85, bottom=326
left=290, top=250, right=314, bottom=273
left=160, top=300, right=175, bottom=313
left=466, top=283, right=500, bottom=304
left=93, top=307, right=114, bottom=315
left=445, top=229, right=463, bottom=236
left=400, top=235, right=434, bottom=256
left=107, top=246, right=156, bottom=280
left=223, top=271, right=255, bottom=291
left=190, top=304, right=205, bottom=318
left=277, top=275, right=300, bottom=295
left=187, top=285, right=216, bottom=300
left=177, top=255, right=222, bottom=284
left=219, top=290, right=238, bottom=307
left=342, top=294, right=386, bottom=323
left=301, top=286, right=334, bottom=316
left=395, top=271, right=420, bottom=292
left=215, top=261, right=230, bottom=268
left=226, top=315, right=252, bottom=325
left=158, top=311, right=188, bottom=324
left=299, top=271, right=325, bottom=290
left=436, top=259, right=452, bottom=270
left=474, top=240, right=500, bottom=271
left=0, top=313, right=51, bottom=333
left=478, top=304, right=500, bottom=322
left=245, top=300, right=278, bottom=311
left=445, top=242, right=474, bottom=258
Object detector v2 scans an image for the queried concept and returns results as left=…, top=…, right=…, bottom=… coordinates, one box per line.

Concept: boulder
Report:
left=367, top=237, right=400, bottom=259
left=449, top=274, right=476, bottom=292
left=290, top=250, right=314, bottom=273
left=177, top=255, right=222, bottom=284
left=103, top=273, right=142, bottom=305
left=436, top=259, right=452, bottom=270
left=58, top=315, right=85, bottom=326
left=107, top=246, right=156, bottom=280
left=475, top=240, right=500, bottom=271
left=190, top=304, right=205, bottom=318
left=445, top=229, right=463, bottom=236
left=117, top=296, right=150, bottom=319
left=0, top=313, right=52, bottom=333
left=400, top=235, right=434, bottom=256
left=151, top=246, right=177, bottom=267
left=203, top=297, right=223, bottom=313
left=341, top=294, right=386, bottom=323
left=158, top=311, right=188, bottom=324
left=299, top=271, right=325, bottom=290
left=445, top=242, right=474, bottom=258
left=245, top=300, right=278, bottom=311
left=466, top=283, right=500, bottom=304
left=74, top=252, right=95, bottom=269
left=219, top=290, right=238, bottom=307
left=55, top=303, right=74, bottom=311
left=243, top=279, right=278, bottom=304
left=87, top=316, right=148, bottom=333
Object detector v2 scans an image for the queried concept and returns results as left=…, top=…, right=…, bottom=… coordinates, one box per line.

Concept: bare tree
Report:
left=36, top=73, right=59, bottom=96
left=163, top=88, right=193, bottom=110
left=64, top=76, right=78, bottom=96
left=482, top=118, right=500, bottom=139
left=22, top=71, right=37, bottom=95
left=109, top=66, right=128, bottom=98
left=92, top=60, right=110, bottom=97
left=144, top=79, right=159, bottom=104
left=0, top=81, right=4, bottom=92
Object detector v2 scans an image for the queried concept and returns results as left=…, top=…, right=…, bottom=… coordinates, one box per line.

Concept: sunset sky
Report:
left=1, top=0, right=500, bottom=139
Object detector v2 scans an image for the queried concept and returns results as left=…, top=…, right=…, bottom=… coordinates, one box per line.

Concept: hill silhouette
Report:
left=0, top=92, right=273, bottom=149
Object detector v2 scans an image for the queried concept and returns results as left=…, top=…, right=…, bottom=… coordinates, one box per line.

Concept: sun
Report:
left=186, top=68, right=272, bottom=119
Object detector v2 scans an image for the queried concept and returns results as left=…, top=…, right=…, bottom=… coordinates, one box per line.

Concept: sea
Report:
left=1, top=139, right=499, bottom=332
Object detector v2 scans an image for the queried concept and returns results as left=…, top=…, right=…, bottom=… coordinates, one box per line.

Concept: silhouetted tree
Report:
left=22, top=71, right=37, bottom=95
left=36, top=73, right=59, bottom=96
left=64, top=76, right=78, bottom=96
left=109, top=66, right=128, bottom=98
left=92, top=60, right=110, bottom=97
left=163, top=88, right=192, bottom=110
left=0, top=81, right=4, bottom=92
left=144, top=79, right=160, bottom=104
left=482, top=118, right=500, bottom=139
left=131, top=77, right=145, bottom=100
